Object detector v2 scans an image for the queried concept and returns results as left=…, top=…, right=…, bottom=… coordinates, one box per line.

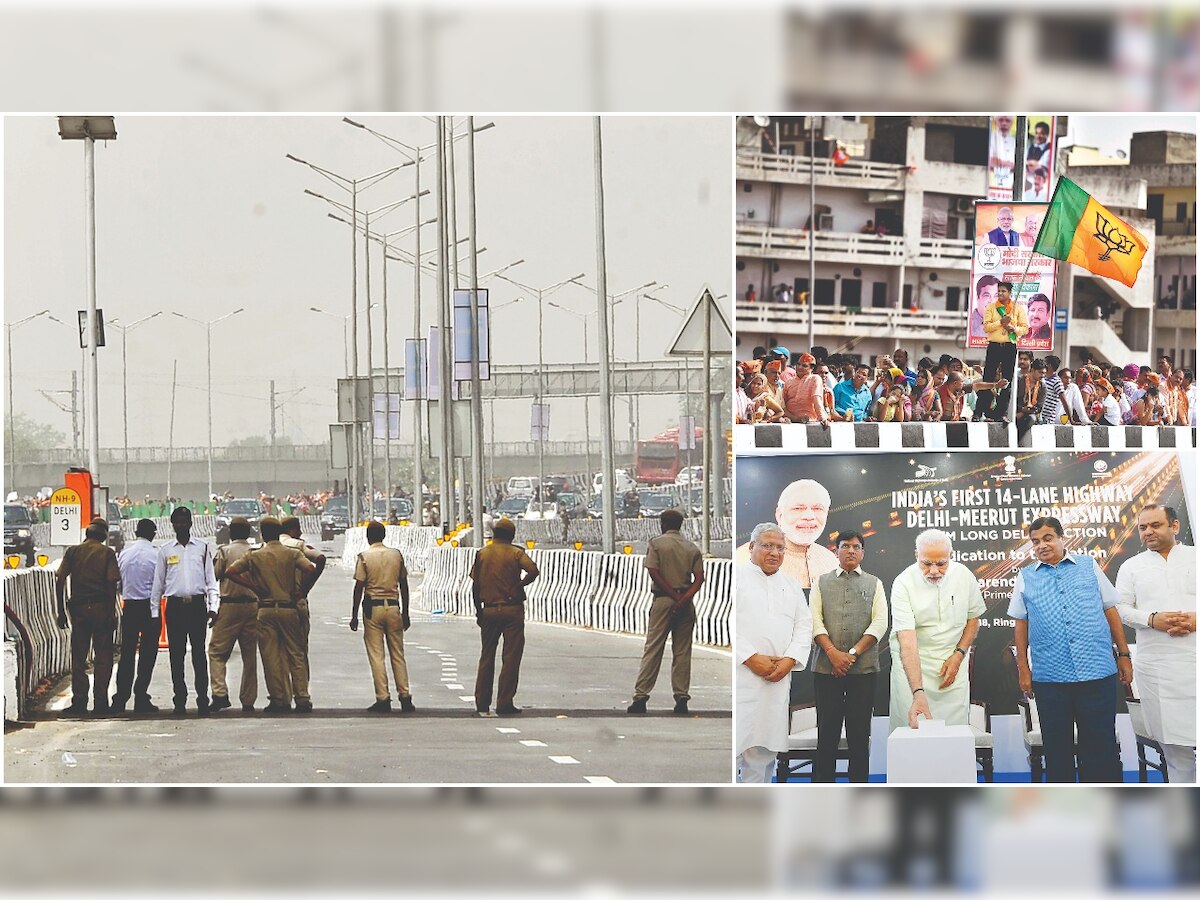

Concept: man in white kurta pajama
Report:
left=1116, top=504, right=1197, bottom=783
left=736, top=523, right=813, bottom=783
left=889, top=529, right=985, bottom=732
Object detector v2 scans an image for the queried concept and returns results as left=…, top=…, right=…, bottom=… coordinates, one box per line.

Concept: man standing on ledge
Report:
left=1116, top=504, right=1196, bottom=782
left=889, top=529, right=985, bottom=732
left=55, top=519, right=122, bottom=715
left=151, top=506, right=220, bottom=716
left=973, top=280, right=1027, bottom=422
left=1009, top=517, right=1133, bottom=782
left=629, top=509, right=705, bottom=715
left=810, top=531, right=888, bottom=782
left=471, top=518, right=539, bottom=716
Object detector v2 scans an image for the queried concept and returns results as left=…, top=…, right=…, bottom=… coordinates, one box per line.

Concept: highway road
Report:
left=5, top=536, right=733, bottom=784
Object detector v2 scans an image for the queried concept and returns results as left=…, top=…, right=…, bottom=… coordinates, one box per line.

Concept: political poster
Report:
left=969, top=201, right=1057, bottom=352
left=986, top=115, right=1017, bottom=200
left=734, top=450, right=1193, bottom=715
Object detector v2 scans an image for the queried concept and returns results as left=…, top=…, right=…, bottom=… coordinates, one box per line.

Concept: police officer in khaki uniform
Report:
left=470, top=518, right=539, bottom=715
left=224, top=516, right=317, bottom=713
left=279, top=515, right=326, bottom=690
left=350, top=520, right=416, bottom=713
left=55, top=519, right=122, bottom=716
left=208, top=516, right=260, bottom=712
left=628, top=509, right=705, bottom=714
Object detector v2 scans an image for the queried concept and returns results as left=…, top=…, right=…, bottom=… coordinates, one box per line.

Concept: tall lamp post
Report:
left=107, top=312, right=162, bottom=498
left=545, top=300, right=598, bottom=487
left=58, top=115, right=117, bottom=482
left=6, top=309, right=52, bottom=492
left=171, top=308, right=244, bottom=499
left=492, top=271, right=586, bottom=508
left=286, top=152, right=407, bottom=526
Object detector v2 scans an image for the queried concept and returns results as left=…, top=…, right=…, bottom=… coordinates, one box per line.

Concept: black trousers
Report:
left=814, top=671, right=876, bottom=783
left=974, top=341, right=1016, bottom=420
left=112, top=599, right=159, bottom=704
left=166, top=597, right=210, bottom=707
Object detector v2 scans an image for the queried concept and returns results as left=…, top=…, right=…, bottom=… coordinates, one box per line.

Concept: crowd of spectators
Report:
left=736, top=345, right=1196, bottom=433
left=735, top=345, right=1007, bottom=426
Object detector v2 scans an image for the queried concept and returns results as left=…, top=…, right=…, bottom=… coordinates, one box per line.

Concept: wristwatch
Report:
left=848, top=648, right=858, bottom=661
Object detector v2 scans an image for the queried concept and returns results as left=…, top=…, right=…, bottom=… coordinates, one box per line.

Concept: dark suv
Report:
left=107, top=501, right=126, bottom=554
left=215, top=499, right=266, bottom=545
left=320, top=495, right=350, bottom=541
left=4, top=504, right=36, bottom=567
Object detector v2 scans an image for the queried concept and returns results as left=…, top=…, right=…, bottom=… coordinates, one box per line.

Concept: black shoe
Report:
left=196, top=702, right=211, bottom=718
left=495, top=705, right=522, bottom=716
left=673, top=698, right=689, bottom=714
left=110, top=696, right=128, bottom=715
left=210, top=696, right=232, bottom=713
left=173, top=704, right=187, bottom=716
left=367, top=699, right=392, bottom=713
left=294, top=701, right=314, bottom=714
left=627, top=698, right=648, bottom=714
left=133, top=699, right=159, bottom=714
left=64, top=702, right=89, bottom=717
left=263, top=702, right=290, bottom=714
left=475, top=705, right=490, bottom=714
left=92, top=702, right=111, bottom=716
left=399, top=696, right=416, bottom=713
left=241, top=704, right=255, bottom=713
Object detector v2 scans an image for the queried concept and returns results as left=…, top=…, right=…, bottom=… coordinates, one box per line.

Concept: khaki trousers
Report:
left=208, top=602, right=259, bottom=706
left=475, top=605, right=525, bottom=710
left=257, top=606, right=308, bottom=705
left=283, top=598, right=312, bottom=698
left=633, top=596, right=695, bottom=701
left=363, top=603, right=411, bottom=701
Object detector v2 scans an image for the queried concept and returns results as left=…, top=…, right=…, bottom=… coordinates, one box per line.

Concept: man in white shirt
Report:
left=889, top=529, right=986, bottom=733
left=151, top=506, right=220, bottom=716
left=1115, top=504, right=1197, bottom=783
left=1058, top=369, right=1089, bottom=425
left=736, top=523, right=813, bottom=783
left=111, top=518, right=162, bottom=714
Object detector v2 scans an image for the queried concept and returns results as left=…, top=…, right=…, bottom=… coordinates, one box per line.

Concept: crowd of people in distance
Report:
left=735, top=345, right=1196, bottom=431
left=735, top=345, right=1007, bottom=426
left=1015, top=353, right=1195, bottom=436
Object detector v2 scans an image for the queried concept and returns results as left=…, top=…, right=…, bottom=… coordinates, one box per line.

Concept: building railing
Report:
left=916, top=236, right=974, bottom=263
left=737, top=223, right=905, bottom=260
left=736, top=301, right=966, bottom=336
left=736, top=148, right=906, bottom=186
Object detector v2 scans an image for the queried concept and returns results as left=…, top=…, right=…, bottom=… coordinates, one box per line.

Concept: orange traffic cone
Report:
left=158, top=598, right=169, bottom=649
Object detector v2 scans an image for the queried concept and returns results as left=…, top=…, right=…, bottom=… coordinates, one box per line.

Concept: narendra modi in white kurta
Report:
left=888, top=561, right=986, bottom=733
left=736, top=563, right=813, bottom=762
left=1115, top=543, right=1196, bottom=775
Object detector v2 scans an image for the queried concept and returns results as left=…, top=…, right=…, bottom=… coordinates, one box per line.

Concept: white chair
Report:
left=968, top=700, right=994, bottom=782
left=775, top=704, right=858, bottom=782
left=1124, top=670, right=1169, bottom=783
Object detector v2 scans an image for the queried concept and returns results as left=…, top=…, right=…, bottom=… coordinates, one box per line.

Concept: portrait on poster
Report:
left=969, top=201, right=1056, bottom=353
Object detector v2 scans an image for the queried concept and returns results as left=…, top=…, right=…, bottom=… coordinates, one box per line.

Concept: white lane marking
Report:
left=460, top=696, right=476, bottom=702
left=519, top=740, right=548, bottom=747
left=445, top=683, right=464, bottom=690
left=549, top=756, right=581, bottom=765
left=584, top=776, right=616, bottom=784
left=440, top=677, right=456, bottom=682
left=496, top=727, right=520, bottom=734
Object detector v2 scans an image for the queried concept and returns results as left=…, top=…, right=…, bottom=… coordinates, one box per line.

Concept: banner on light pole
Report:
left=678, top=416, right=696, bottom=450
left=404, top=338, right=427, bottom=400
left=530, top=402, right=550, bottom=441
left=373, top=392, right=401, bottom=440
left=452, top=288, right=490, bottom=381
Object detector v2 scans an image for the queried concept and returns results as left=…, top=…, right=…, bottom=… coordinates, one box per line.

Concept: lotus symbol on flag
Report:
left=1094, top=212, right=1136, bottom=261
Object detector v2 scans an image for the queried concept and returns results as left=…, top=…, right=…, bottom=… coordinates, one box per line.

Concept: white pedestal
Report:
left=886, top=719, right=977, bottom=784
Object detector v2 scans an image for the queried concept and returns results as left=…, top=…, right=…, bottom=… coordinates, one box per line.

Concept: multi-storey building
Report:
left=735, top=116, right=1195, bottom=372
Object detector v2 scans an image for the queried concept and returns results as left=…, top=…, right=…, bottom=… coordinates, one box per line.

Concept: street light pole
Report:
left=109, top=312, right=162, bottom=498
left=466, top=116, right=485, bottom=546
left=593, top=118, right=617, bottom=554
left=172, top=308, right=244, bottom=499
left=6, top=309, right=51, bottom=493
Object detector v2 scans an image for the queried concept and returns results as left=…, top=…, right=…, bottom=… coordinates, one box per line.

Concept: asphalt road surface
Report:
left=5, top=537, right=733, bottom=784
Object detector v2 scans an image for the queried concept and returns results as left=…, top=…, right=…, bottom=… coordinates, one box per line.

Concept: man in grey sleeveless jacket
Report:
left=809, top=531, right=888, bottom=782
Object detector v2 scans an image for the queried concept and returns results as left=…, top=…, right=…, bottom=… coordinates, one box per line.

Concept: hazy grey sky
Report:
left=1070, top=114, right=1196, bottom=155
left=4, top=115, right=732, bottom=452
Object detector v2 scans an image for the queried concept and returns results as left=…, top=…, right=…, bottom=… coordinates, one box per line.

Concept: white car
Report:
left=675, top=466, right=704, bottom=486
left=592, top=469, right=636, bottom=495
left=506, top=476, right=537, bottom=499
left=523, top=500, right=559, bottom=521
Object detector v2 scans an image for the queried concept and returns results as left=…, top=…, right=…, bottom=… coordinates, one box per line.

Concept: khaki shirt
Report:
left=470, top=542, right=538, bottom=604
left=280, top=533, right=324, bottom=599
left=354, top=543, right=408, bottom=601
left=225, top=540, right=315, bottom=602
left=214, top=540, right=258, bottom=600
left=58, top=539, right=120, bottom=604
left=645, top=529, right=703, bottom=597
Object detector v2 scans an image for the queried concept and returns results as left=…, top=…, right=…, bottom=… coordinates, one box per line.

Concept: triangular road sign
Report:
left=666, top=285, right=732, bottom=357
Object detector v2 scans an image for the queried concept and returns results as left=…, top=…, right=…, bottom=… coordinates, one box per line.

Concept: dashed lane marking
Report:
left=583, top=776, right=616, bottom=784
left=519, top=740, right=548, bottom=747
left=548, top=756, right=581, bottom=765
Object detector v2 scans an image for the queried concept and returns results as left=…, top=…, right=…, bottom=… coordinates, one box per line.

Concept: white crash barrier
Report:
left=118, top=514, right=218, bottom=540
left=341, top=525, right=447, bottom=575
left=499, top=516, right=732, bottom=548
left=417, top=545, right=731, bottom=648
left=2, top=562, right=125, bottom=720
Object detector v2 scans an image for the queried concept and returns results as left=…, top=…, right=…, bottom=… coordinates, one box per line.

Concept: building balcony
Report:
left=736, top=148, right=906, bottom=191
left=1157, top=232, right=1196, bottom=257
left=910, top=160, right=988, bottom=198
left=1155, top=308, right=1196, bottom=330
left=736, top=301, right=965, bottom=343
left=738, top=223, right=973, bottom=270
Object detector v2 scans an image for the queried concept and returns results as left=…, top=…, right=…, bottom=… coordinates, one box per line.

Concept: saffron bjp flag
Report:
left=1033, top=176, right=1149, bottom=288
